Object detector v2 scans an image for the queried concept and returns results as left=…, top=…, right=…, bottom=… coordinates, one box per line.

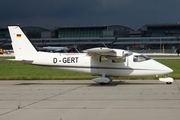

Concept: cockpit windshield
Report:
left=133, top=55, right=151, bottom=62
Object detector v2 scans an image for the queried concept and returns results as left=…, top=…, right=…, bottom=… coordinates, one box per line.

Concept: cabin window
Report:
left=112, top=58, right=126, bottom=63
left=100, top=55, right=126, bottom=63
left=100, top=56, right=109, bottom=63
left=133, top=55, right=151, bottom=62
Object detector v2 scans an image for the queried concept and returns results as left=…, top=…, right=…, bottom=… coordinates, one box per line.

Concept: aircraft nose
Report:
left=161, top=64, right=173, bottom=74
left=166, top=67, right=173, bottom=73
left=153, top=60, right=173, bottom=74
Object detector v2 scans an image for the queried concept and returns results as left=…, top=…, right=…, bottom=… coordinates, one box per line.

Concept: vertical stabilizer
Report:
left=8, top=26, right=37, bottom=60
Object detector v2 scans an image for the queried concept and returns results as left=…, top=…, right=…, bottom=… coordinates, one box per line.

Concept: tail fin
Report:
left=8, top=26, right=37, bottom=61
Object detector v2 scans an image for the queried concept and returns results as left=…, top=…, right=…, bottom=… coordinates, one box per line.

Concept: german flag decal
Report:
left=16, top=34, right=21, bottom=38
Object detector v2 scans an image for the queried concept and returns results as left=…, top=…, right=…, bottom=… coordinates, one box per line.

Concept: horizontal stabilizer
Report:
left=7, top=59, right=33, bottom=63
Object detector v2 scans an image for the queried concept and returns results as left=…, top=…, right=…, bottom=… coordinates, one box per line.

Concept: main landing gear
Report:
left=92, top=75, right=112, bottom=85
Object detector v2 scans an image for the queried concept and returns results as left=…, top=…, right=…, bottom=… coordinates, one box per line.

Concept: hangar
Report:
left=0, top=24, right=180, bottom=53
left=56, top=25, right=133, bottom=38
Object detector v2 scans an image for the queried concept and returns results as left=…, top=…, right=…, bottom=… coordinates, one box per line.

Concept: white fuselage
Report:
left=8, top=26, right=174, bottom=84
left=32, top=51, right=172, bottom=77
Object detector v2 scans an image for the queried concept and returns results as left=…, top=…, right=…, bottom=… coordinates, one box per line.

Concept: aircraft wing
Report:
left=83, top=47, right=116, bottom=56
left=83, top=47, right=132, bottom=59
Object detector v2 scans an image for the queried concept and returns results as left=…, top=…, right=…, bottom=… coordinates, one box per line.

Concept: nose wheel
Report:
left=166, top=82, right=172, bottom=84
left=159, top=75, right=173, bottom=84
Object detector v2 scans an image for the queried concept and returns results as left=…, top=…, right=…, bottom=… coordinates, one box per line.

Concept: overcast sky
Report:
left=1, top=0, right=180, bottom=30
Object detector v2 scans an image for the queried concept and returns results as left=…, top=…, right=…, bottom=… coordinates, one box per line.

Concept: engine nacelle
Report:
left=112, top=49, right=133, bottom=59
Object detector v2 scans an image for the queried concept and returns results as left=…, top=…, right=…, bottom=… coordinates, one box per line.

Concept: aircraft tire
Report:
left=166, top=82, right=172, bottom=84
left=99, top=82, right=108, bottom=85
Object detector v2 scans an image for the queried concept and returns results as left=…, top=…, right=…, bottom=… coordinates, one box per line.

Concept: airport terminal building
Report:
left=1, top=24, right=180, bottom=53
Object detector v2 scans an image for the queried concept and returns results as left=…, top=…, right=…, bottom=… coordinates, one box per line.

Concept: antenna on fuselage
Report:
left=111, top=37, right=117, bottom=48
left=73, top=44, right=80, bottom=53
left=102, top=42, right=107, bottom=48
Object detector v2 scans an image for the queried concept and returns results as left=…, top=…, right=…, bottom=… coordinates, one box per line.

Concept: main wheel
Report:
left=99, top=82, right=108, bottom=85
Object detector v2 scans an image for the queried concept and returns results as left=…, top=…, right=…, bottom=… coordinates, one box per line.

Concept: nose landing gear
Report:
left=159, top=75, right=173, bottom=84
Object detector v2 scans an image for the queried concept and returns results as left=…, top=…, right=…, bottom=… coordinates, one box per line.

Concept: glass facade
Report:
left=22, top=27, right=51, bottom=38
left=57, top=25, right=133, bottom=38
left=0, top=28, right=9, bottom=38
left=143, top=24, right=180, bottom=37
left=58, top=26, right=106, bottom=38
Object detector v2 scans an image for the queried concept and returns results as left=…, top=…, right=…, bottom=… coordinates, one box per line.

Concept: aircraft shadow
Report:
left=16, top=82, right=90, bottom=86
left=88, top=81, right=163, bottom=87
left=15, top=81, right=163, bottom=86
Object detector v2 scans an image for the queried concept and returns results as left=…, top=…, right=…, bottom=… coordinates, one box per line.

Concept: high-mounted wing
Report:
left=83, top=47, right=132, bottom=59
left=83, top=47, right=116, bottom=56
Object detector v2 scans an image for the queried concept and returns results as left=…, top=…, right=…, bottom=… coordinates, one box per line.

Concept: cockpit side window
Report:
left=133, top=55, right=151, bottom=62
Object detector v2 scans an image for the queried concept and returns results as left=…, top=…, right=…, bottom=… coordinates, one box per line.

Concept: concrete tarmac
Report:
left=0, top=80, right=180, bottom=120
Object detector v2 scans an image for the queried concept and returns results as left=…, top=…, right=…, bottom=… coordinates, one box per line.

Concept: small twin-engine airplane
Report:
left=8, top=26, right=174, bottom=85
